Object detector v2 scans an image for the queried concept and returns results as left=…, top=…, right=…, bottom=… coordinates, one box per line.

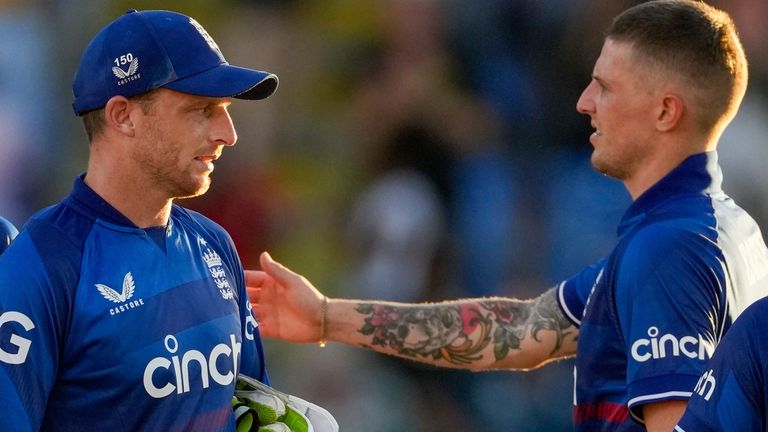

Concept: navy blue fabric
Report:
left=557, top=152, right=768, bottom=431
left=676, top=296, right=768, bottom=432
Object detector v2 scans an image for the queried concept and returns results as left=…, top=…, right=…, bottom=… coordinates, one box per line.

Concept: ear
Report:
left=104, top=96, right=137, bottom=137
left=656, top=93, right=684, bottom=132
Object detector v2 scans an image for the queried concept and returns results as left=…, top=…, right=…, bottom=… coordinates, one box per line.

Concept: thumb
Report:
left=259, top=251, right=296, bottom=284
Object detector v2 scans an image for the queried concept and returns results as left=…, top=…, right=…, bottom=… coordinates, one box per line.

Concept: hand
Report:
left=246, top=252, right=327, bottom=343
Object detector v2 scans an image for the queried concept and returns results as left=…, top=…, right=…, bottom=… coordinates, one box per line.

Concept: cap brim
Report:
left=163, top=64, right=278, bottom=100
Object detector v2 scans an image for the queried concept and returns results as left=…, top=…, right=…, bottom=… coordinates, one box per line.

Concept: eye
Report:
left=200, top=106, right=212, bottom=116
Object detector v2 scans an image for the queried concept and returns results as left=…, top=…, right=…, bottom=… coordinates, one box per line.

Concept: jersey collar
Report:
left=67, top=174, right=140, bottom=228
left=618, top=151, right=723, bottom=234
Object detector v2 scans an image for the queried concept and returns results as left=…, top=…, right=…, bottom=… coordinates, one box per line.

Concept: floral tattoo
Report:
left=356, top=287, right=574, bottom=365
left=480, top=290, right=574, bottom=360
left=356, top=303, right=492, bottom=364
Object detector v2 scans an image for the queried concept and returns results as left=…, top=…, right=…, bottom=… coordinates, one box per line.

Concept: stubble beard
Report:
left=590, top=141, right=642, bottom=181
left=591, top=152, right=630, bottom=180
left=135, top=123, right=211, bottom=200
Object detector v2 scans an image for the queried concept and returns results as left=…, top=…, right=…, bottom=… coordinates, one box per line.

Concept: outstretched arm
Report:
left=248, top=252, right=578, bottom=371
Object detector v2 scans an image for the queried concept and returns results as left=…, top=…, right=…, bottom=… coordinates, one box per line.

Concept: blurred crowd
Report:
left=2, top=0, right=767, bottom=430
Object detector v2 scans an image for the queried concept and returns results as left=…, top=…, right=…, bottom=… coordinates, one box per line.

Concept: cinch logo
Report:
left=143, top=333, right=241, bottom=399
left=694, top=369, right=716, bottom=401
left=0, top=311, right=35, bottom=365
left=245, top=301, right=257, bottom=341
left=630, top=326, right=713, bottom=362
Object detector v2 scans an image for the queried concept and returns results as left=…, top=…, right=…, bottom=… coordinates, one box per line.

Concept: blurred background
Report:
left=2, top=0, right=767, bottom=430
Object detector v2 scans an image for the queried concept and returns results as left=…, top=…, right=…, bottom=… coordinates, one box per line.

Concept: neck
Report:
left=624, top=142, right=712, bottom=200
left=624, top=156, right=679, bottom=200
left=85, top=153, right=172, bottom=228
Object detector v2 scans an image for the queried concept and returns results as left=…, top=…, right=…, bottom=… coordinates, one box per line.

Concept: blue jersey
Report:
left=0, top=177, right=268, bottom=431
left=556, top=152, right=768, bottom=431
left=675, top=296, right=768, bottom=432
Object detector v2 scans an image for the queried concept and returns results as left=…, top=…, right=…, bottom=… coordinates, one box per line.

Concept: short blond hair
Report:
left=607, top=0, right=748, bottom=132
left=81, top=90, right=159, bottom=142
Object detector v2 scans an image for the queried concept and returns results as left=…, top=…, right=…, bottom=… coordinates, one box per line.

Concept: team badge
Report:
left=200, top=237, right=234, bottom=300
left=189, top=18, right=225, bottom=62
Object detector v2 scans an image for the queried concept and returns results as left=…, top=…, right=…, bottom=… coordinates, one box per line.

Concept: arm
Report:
left=0, top=226, right=71, bottom=431
left=247, top=252, right=578, bottom=370
left=643, top=400, right=687, bottom=432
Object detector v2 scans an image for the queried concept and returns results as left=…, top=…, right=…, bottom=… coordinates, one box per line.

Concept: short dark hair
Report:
left=606, top=0, right=748, bottom=132
left=81, top=90, right=159, bottom=142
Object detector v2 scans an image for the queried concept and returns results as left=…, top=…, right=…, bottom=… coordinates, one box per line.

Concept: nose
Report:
left=576, top=80, right=597, bottom=115
left=212, top=107, right=238, bottom=147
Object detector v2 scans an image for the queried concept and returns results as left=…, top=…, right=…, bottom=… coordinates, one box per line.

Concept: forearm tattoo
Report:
left=355, top=288, right=574, bottom=365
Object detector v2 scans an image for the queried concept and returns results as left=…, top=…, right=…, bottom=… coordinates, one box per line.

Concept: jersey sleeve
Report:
left=614, top=224, right=725, bottom=421
left=675, top=298, right=767, bottom=432
left=556, top=258, right=608, bottom=327
left=0, top=222, right=78, bottom=431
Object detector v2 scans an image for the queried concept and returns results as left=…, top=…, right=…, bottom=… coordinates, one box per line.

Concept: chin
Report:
left=173, top=177, right=211, bottom=200
left=590, top=152, right=605, bottom=172
left=190, top=181, right=212, bottom=198
left=591, top=153, right=619, bottom=179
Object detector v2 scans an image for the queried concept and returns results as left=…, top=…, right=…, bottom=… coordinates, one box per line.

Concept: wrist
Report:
left=318, top=295, right=328, bottom=347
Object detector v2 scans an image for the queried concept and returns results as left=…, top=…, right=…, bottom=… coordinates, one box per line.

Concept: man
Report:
left=0, top=10, right=278, bottom=431
left=674, top=295, right=768, bottom=431
left=247, top=1, right=768, bottom=431
left=0, top=216, right=17, bottom=254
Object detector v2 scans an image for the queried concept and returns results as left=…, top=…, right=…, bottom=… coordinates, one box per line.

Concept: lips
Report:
left=194, top=154, right=219, bottom=171
left=196, top=155, right=218, bottom=163
left=588, top=124, right=602, bottom=146
left=590, top=122, right=602, bottom=137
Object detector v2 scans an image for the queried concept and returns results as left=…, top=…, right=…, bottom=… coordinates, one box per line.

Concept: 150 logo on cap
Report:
left=112, top=52, right=140, bottom=85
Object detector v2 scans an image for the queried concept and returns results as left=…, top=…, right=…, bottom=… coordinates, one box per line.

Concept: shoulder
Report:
left=678, top=297, right=768, bottom=429
left=700, top=297, right=768, bottom=370
left=727, top=297, right=768, bottom=344
left=0, top=201, right=90, bottom=306
left=710, top=298, right=768, bottom=391
left=172, top=205, right=227, bottom=234
left=171, top=204, right=238, bottom=256
left=621, top=220, right=719, bottom=269
left=17, top=201, right=93, bottom=268
left=614, top=221, right=724, bottom=301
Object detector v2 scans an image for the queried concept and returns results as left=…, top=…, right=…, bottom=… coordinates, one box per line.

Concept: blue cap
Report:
left=72, top=9, right=278, bottom=116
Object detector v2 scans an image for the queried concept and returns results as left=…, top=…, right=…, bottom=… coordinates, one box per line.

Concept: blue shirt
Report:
left=556, top=152, right=768, bottom=431
left=675, top=296, right=768, bottom=432
left=0, top=177, right=268, bottom=431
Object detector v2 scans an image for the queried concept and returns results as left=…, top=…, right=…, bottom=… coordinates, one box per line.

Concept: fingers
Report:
left=245, top=269, right=269, bottom=287
left=247, top=254, right=295, bottom=287
left=259, top=251, right=297, bottom=284
left=251, top=305, right=276, bottom=338
left=246, top=285, right=260, bottom=306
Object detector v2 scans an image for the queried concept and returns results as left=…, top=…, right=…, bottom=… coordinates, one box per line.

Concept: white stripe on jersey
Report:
left=558, top=281, right=581, bottom=326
